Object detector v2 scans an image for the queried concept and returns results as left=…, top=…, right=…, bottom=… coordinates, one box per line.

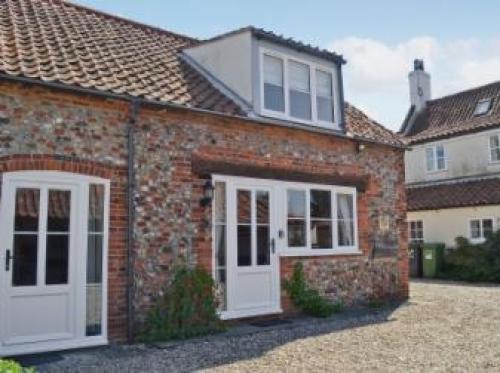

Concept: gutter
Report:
left=127, top=100, right=140, bottom=343
left=0, top=73, right=406, bottom=150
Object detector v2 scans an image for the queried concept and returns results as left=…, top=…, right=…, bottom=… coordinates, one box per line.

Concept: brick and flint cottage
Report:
left=0, top=0, right=408, bottom=356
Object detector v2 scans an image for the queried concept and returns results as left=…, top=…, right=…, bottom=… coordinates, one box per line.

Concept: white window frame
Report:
left=408, top=220, right=424, bottom=244
left=489, top=134, right=500, bottom=163
left=259, top=47, right=340, bottom=130
left=474, top=98, right=493, bottom=116
left=283, top=182, right=359, bottom=256
left=425, top=144, right=447, bottom=172
left=468, top=217, right=495, bottom=243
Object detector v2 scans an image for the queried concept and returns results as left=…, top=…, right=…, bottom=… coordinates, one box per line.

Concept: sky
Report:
left=75, top=0, right=500, bottom=131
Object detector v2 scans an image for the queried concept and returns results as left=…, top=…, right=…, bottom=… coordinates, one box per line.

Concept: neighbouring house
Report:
left=0, top=0, right=408, bottom=356
left=402, top=59, right=500, bottom=247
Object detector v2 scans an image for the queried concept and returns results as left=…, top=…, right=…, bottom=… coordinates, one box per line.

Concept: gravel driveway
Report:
left=18, top=280, right=500, bottom=372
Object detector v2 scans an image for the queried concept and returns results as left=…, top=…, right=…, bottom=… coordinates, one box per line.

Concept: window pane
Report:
left=257, top=226, right=270, bottom=265
left=483, top=219, right=493, bottom=237
left=287, top=190, right=306, bottom=218
left=214, top=182, right=226, bottom=224
left=316, top=70, right=333, bottom=97
left=338, top=220, right=354, bottom=246
left=490, top=135, right=499, bottom=149
left=215, top=225, right=226, bottom=268
left=337, top=194, right=354, bottom=220
left=264, top=55, right=284, bottom=86
left=237, top=225, right=251, bottom=266
left=256, top=191, right=269, bottom=224
left=87, top=234, right=103, bottom=284
left=288, top=220, right=306, bottom=247
left=470, top=220, right=481, bottom=239
left=264, top=55, right=284, bottom=112
left=264, top=84, right=285, bottom=112
left=237, top=190, right=251, bottom=224
left=311, top=220, right=332, bottom=249
left=15, top=188, right=40, bottom=231
left=310, top=190, right=331, bottom=218
left=337, top=193, right=354, bottom=247
left=47, top=190, right=71, bottom=231
left=289, top=61, right=311, bottom=120
left=89, top=185, right=105, bottom=233
left=491, top=147, right=500, bottom=162
left=426, top=147, right=435, bottom=171
left=317, top=96, right=334, bottom=123
left=86, top=184, right=105, bottom=336
left=12, top=234, right=38, bottom=287
left=45, top=234, right=69, bottom=285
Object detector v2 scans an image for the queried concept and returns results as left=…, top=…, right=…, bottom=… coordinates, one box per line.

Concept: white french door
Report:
left=222, top=177, right=281, bottom=319
left=0, top=172, right=109, bottom=356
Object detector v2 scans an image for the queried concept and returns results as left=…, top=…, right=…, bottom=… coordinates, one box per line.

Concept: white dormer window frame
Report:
left=425, top=144, right=447, bottom=172
left=259, top=47, right=340, bottom=130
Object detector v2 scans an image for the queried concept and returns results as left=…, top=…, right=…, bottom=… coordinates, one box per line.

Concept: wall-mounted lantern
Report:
left=200, top=179, right=214, bottom=207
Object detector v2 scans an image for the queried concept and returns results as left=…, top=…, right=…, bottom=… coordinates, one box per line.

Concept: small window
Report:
left=310, top=190, right=332, bottom=249
left=289, top=60, right=312, bottom=120
left=408, top=220, right=424, bottom=244
left=316, top=70, right=334, bottom=122
left=287, top=190, right=307, bottom=247
left=490, top=135, right=500, bottom=162
left=474, top=98, right=493, bottom=116
left=469, top=218, right=494, bottom=242
left=426, top=145, right=446, bottom=172
left=263, top=54, right=285, bottom=113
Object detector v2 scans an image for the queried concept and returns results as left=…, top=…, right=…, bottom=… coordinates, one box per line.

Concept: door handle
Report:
left=5, top=249, right=13, bottom=271
left=271, top=238, right=276, bottom=254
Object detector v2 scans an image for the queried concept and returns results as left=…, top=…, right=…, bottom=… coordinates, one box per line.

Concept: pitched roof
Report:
left=402, top=81, right=500, bottom=144
left=407, top=177, right=500, bottom=211
left=344, top=104, right=402, bottom=147
left=0, top=0, right=401, bottom=147
left=0, top=0, right=243, bottom=114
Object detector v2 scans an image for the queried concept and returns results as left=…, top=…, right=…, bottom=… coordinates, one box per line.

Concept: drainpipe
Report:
left=127, top=100, right=140, bottom=343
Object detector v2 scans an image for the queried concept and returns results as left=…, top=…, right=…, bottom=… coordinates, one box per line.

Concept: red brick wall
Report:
left=0, top=80, right=408, bottom=341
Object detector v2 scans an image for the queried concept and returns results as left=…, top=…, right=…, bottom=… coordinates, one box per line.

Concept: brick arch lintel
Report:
left=0, top=154, right=127, bottom=178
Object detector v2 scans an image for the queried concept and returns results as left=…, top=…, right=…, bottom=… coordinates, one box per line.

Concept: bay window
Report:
left=261, top=49, right=338, bottom=127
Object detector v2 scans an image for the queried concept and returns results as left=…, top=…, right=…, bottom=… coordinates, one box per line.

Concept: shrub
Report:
left=438, top=230, right=500, bottom=283
left=0, top=359, right=35, bottom=373
left=284, top=262, right=343, bottom=317
left=140, top=265, right=224, bottom=341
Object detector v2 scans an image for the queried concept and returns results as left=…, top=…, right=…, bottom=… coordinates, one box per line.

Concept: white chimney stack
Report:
left=409, top=59, right=431, bottom=112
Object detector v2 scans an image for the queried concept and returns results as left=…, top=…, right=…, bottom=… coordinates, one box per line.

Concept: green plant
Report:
left=438, top=230, right=500, bottom=283
left=0, top=359, right=36, bottom=373
left=140, top=265, right=224, bottom=341
left=284, top=262, right=343, bottom=317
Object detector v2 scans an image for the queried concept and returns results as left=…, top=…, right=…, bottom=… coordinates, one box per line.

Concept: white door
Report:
left=225, top=180, right=280, bottom=318
left=0, top=180, right=79, bottom=348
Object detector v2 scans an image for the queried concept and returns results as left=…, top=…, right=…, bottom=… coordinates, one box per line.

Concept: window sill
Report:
left=259, top=109, right=339, bottom=130
left=278, top=248, right=362, bottom=257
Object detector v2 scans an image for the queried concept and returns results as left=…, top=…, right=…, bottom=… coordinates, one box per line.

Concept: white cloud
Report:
left=329, top=37, right=500, bottom=131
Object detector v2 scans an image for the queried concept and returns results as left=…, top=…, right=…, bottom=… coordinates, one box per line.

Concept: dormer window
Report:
left=260, top=49, right=338, bottom=128
left=474, top=98, right=493, bottom=116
